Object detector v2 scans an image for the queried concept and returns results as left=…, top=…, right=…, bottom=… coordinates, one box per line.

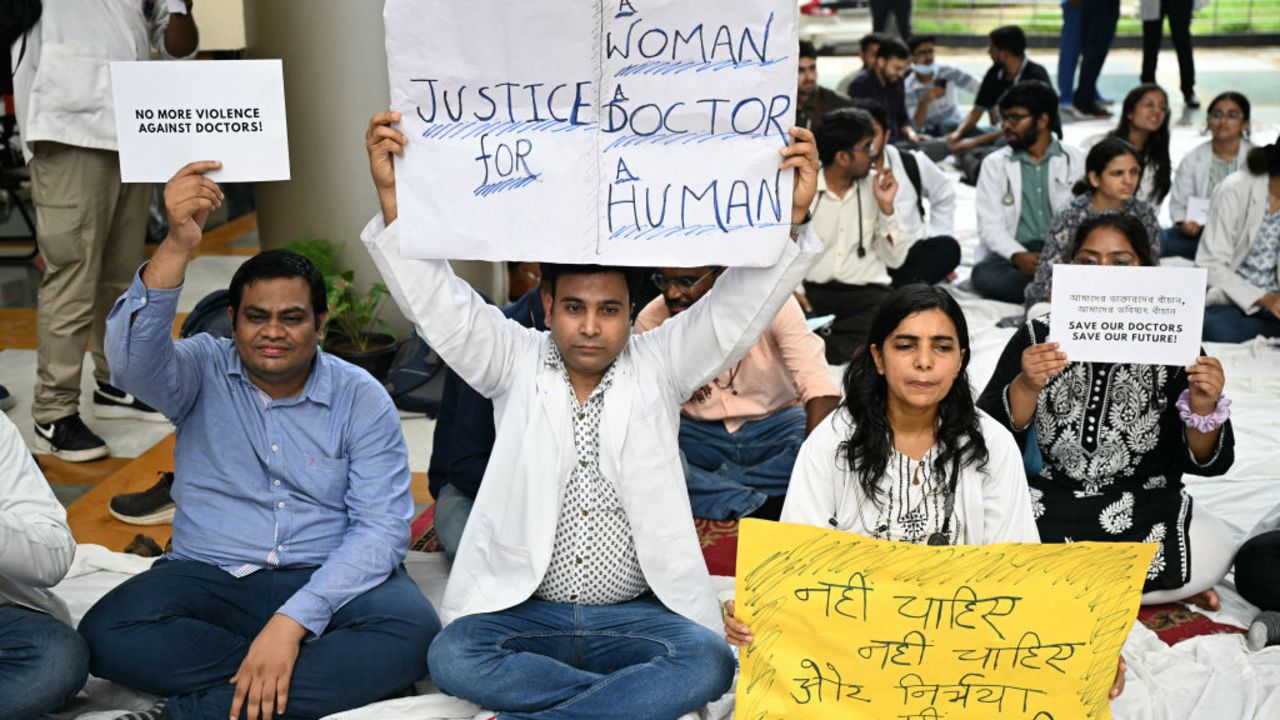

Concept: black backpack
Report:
left=179, top=289, right=233, bottom=339
left=2, top=0, right=42, bottom=80
left=897, top=148, right=927, bottom=222
left=382, top=332, right=447, bottom=416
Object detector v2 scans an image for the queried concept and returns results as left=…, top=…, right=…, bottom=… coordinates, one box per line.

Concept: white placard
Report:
left=1049, top=265, right=1207, bottom=366
left=1185, top=195, right=1211, bottom=226
left=110, top=60, right=290, bottom=183
left=384, top=0, right=796, bottom=267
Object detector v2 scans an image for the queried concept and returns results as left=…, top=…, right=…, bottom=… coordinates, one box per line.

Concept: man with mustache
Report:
left=79, top=162, right=442, bottom=720
left=632, top=267, right=840, bottom=521
left=972, top=81, right=1084, bottom=304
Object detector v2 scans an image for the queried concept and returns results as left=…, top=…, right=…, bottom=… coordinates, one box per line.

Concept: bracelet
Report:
left=1175, top=389, right=1230, bottom=432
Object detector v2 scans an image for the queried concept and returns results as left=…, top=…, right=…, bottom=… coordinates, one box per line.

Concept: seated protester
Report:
left=1024, top=137, right=1161, bottom=309
left=633, top=269, right=841, bottom=521
left=721, top=285, right=1131, bottom=696
left=797, top=40, right=852, bottom=130
left=949, top=25, right=1060, bottom=184
left=979, top=213, right=1237, bottom=609
left=904, top=35, right=983, bottom=138
left=1084, top=84, right=1172, bottom=210
left=847, top=37, right=929, bottom=148
left=972, top=81, right=1084, bottom=305
left=363, top=112, right=823, bottom=719
left=836, top=32, right=891, bottom=96
left=81, top=165, right=441, bottom=720
left=1163, top=92, right=1254, bottom=260
left=802, top=108, right=910, bottom=364
left=0, top=412, right=89, bottom=720
left=430, top=284, right=547, bottom=560
left=848, top=97, right=962, bottom=285
left=1198, top=139, right=1280, bottom=342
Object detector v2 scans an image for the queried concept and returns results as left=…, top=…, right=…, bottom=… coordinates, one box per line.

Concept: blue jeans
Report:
left=0, top=605, right=89, bottom=720
left=1159, top=225, right=1200, bottom=260
left=80, top=559, right=441, bottom=720
left=679, top=406, right=806, bottom=520
left=1203, top=305, right=1280, bottom=343
left=1058, top=1, right=1083, bottom=105
left=435, top=483, right=475, bottom=561
left=428, top=596, right=734, bottom=720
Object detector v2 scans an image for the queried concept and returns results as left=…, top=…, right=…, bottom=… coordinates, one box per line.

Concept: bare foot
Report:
left=1183, top=589, right=1220, bottom=612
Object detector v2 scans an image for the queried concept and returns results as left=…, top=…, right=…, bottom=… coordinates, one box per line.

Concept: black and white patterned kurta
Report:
left=978, top=317, right=1235, bottom=592
left=534, top=346, right=649, bottom=605
left=865, top=448, right=963, bottom=545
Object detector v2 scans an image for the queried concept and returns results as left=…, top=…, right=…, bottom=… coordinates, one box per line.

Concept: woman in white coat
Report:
left=1162, top=91, right=1254, bottom=259
left=1197, top=140, right=1280, bottom=342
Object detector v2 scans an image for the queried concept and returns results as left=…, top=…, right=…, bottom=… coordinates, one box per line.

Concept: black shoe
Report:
left=1185, top=92, right=1201, bottom=109
left=110, top=472, right=176, bottom=525
left=114, top=699, right=172, bottom=720
left=33, top=414, right=109, bottom=462
left=1073, top=102, right=1112, bottom=118
left=0, top=384, right=14, bottom=413
left=94, top=381, right=168, bottom=423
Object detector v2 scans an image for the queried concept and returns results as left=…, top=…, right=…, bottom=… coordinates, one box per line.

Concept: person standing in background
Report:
left=1141, top=0, right=1202, bottom=109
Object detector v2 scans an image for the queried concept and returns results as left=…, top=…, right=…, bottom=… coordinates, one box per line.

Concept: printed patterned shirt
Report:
left=534, top=345, right=649, bottom=605
left=1237, top=208, right=1280, bottom=294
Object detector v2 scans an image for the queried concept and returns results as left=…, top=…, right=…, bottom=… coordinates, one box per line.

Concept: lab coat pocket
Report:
left=29, top=43, right=112, bottom=125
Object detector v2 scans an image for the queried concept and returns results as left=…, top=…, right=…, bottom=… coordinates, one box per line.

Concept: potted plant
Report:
left=281, top=236, right=400, bottom=380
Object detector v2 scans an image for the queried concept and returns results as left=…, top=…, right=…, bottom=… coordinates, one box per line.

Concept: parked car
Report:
left=798, top=0, right=870, bottom=56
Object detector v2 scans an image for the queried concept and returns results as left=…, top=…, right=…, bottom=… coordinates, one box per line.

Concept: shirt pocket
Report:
left=297, top=455, right=350, bottom=510
left=30, top=42, right=112, bottom=121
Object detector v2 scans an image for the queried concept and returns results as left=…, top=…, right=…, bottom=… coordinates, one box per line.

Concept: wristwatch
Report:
left=790, top=211, right=812, bottom=238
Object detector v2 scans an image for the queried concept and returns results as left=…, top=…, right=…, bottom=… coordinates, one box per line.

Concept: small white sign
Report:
left=1049, top=265, right=1207, bottom=366
left=1185, top=195, right=1211, bottom=226
left=110, top=59, right=290, bottom=183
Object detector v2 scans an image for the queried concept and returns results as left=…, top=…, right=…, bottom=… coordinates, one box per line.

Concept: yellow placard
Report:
left=734, top=519, right=1155, bottom=720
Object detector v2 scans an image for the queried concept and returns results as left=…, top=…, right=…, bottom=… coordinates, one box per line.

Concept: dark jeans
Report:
left=427, top=596, right=734, bottom=720
left=1075, top=0, right=1120, bottom=110
left=870, top=0, right=912, bottom=39
left=807, top=236, right=961, bottom=363
left=1141, top=0, right=1195, bottom=95
left=1236, top=530, right=1280, bottom=612
left=679, top=406, right=806, bottom=520
left=1159, top=224, right=1199, bottom=260
left=1202, top=305, right=1280, bottom=343
left=80, top=560, right=441, bottom=720
left=971, top=253, right=1033, bottom=304
left=0, top=606, right=89, bottom=720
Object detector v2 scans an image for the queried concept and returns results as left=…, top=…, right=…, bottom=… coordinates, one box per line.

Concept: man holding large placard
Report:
left=12, top=0, right=198, bottom=461
left=361, top=107, right=821, bottom=718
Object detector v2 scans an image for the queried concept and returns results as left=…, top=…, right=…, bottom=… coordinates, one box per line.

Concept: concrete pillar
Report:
left=244, top=0, right=503, bottom=332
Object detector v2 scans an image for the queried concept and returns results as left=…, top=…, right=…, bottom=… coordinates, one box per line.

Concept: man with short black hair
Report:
left=81, top=163, right=442, bottom=720
left=363, top=111, right=822, bottom=718
left=836, top=33, right=891, bottom=96
left=904, top=35, right=982, bottom=137
left=847, top=37, right=926, bottom=146
left=797, top=39, right=851, bottom=130
left=972, top=82, right=1084, bottom=304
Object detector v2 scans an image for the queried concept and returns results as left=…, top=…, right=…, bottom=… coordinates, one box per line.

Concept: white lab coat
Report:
left=10, top=0, right=192, bottom=161
left=781, top=409, right=1040, bottom=545
left=1197, top=169, right=1272, bottom=312
left=884, top=144, right=957, bottom=240
left=1169, top=139, right=1254, bottom=224
left=0, top=413, right=76, bottom=625
left=362, top=216, right=821, bottom=631
left=974, top=143, right=1085, bottom=261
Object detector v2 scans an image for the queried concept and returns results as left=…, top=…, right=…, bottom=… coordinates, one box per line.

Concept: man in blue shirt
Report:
left=79, top=161, right=441, bottom=720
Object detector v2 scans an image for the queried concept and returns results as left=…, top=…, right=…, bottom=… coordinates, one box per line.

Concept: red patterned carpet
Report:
left=410, top=509, right=1240, bottom=646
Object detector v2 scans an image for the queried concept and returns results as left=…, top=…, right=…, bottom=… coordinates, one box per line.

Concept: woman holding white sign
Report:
left=1024, top=137, right=1161, bottom=309
left=980, top=213, right=1236, bottom=609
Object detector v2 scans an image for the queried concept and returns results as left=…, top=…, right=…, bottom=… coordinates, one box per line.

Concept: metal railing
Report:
left=913, top=0, right=1280, bottom=35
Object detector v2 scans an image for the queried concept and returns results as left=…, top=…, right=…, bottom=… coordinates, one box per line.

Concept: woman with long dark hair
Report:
left=980, top=213, right=1237, bottom=609
left=1163, top=92, right=1254, bottom=260
left=1095, top=84, right=1172, bottom=208
left=1197, top=138, right=1280, bottom=342
left=1024, top=137, right=1160, bottom=308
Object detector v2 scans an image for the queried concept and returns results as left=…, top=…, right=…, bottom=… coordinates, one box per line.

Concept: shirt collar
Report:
left=1015, top=136, right=1062, bottom=165
left=545, top=343, right=617, bottom=402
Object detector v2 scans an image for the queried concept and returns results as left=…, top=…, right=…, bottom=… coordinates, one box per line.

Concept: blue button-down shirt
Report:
left=104, top=269, right=414, bottom=636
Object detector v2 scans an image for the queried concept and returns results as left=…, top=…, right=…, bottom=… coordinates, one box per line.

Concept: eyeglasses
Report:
left=651, top=269, right=716, bottom=292
left=1209, top=109, right=1244, bottom=121
left=999, top=112, right=1032, bottom=126
left=1136, top=100, right=1170, bottom=114
left=847, top=141, right=879, bottom=157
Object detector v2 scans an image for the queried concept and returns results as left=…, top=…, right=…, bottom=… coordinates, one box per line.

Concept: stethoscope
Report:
left=1001, top=147, right=1080, bottom=206
left=814, top=181, right=867, bottom=258
left=827, top=454, right=961, bottom=546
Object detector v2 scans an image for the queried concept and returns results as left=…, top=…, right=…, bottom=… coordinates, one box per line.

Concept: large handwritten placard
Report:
left=384, top=0, right=796, bottom=266
left=735, top=519, right=1154, bottom=720
left=1049, top=265, right=1207, bottom=366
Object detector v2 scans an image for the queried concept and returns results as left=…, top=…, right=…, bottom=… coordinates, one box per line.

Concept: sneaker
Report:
left=1073, top=102, right=1113, bottom=119
left=110, top=472, right=176, bottom=525
left=94, top=382, right=168, bottom=422
left=114, top=699, right=171, bottom=720
left=33, top=414, right=110, bottom=462
left=1248, top=610, right=1280, bottom=651
left=1184, top=92, right=1201, bottom=110
left=0, top=384, right=14, bottom=413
